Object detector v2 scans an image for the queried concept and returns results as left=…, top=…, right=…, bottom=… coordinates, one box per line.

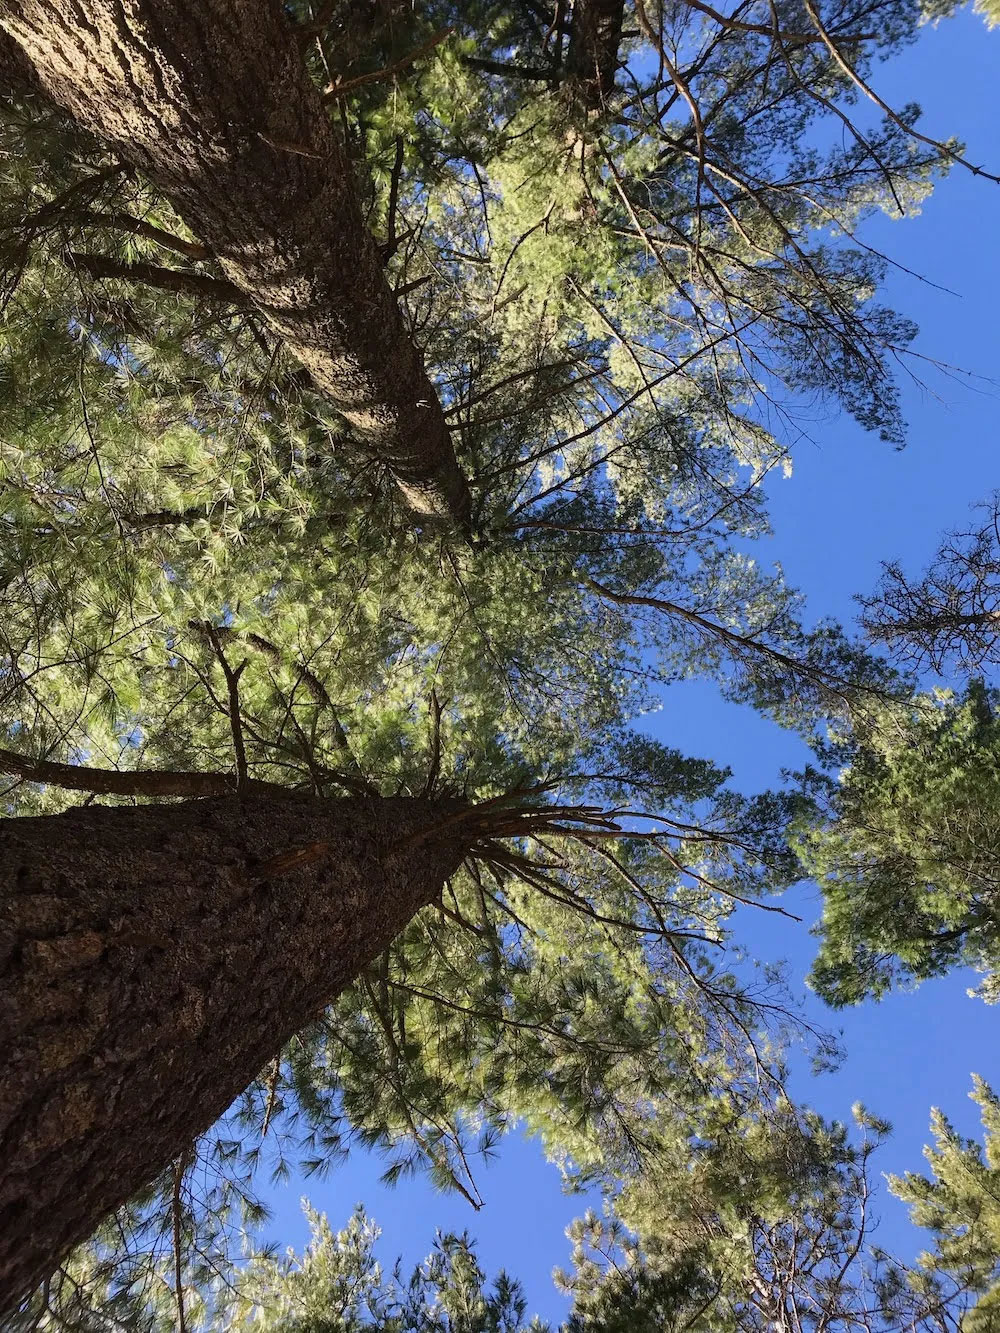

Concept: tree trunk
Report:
left=0, top=27, right=36, bottom=97
left=0, top=791, right=467, bottom=1312
left=0, top=1, right=472, bottom=528
left=566, top=0, right=626, bottom=109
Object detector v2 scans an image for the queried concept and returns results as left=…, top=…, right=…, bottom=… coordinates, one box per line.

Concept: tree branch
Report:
left=322, top=26, right=454, bottom=100
left=66, top=251, right=243, bottom=304
left=188, top=621, right=363, bottom=775
left=204, top=626, right=250, bottom=789
left=76, top=210, right=210, bottom=260
left=0, top=749, right=260, bottom=797
left=676, top=0, right=873, bottom=45
left=171, top=1154, right=190, bottom=1333
left=462, top=56, right=559, bottom=81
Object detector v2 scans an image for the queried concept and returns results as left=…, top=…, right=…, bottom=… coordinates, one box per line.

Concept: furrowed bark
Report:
left=566, top=0, right=626, bottom=108
left=0, top=1, right=472, bottom=527
left=0, top=27, right=36, bottom=97
left=0, top=792, right=467, bottom=1312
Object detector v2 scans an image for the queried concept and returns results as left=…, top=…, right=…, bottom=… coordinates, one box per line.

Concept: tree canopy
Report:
left=797, top=683, right=1000, bottom=1005
left=798, top=492, right=1000, bottom=1007
left=0, top=0, right=998, bottom=1324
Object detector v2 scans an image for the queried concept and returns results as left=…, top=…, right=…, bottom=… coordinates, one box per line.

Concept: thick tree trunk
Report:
left=566, top=0, right=626, bottom=108
left=0, top=791, right=467, bottom=1312
left=0, top=1, right=472, bottom=527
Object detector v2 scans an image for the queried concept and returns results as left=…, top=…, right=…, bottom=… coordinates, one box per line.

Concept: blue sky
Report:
left=257, top=10, right=1000, bottom=1321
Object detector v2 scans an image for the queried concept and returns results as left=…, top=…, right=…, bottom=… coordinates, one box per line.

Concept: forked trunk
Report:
left=0, top=0, right=472, bottom=526
left=0, top=792, right=466, bottom=1310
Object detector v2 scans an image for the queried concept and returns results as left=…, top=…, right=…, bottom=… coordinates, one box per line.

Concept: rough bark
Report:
left=0, top=791, right=467, bottom=1312
left=566, top=0, right=626, bottom=109
left=0, top=26, right=36, bottom=96
left=0, top=1, right=472, bottom=527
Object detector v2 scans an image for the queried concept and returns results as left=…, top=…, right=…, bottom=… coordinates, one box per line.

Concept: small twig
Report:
left=205, top=626, right=250, bottom=788
left=434, top=895, right=482, bottom=933
left=260, top=1056, right=282, bottom=1137
left=492, top=203, right=555, bottom=311
left=395, top=273, right=432, bottom=299
left=322, top=27, right=454, bottom=101
left=257, top=131, right=325, bottom=159
left=171, top=1153, right=191, bottom=1333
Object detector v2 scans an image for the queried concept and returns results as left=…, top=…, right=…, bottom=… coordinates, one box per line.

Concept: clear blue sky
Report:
left=258, top=11, right=1000, bottom=1321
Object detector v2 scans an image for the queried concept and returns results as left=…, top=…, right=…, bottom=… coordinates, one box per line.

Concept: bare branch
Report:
left=204, top=626, right=250, bottom=789
left=676, top=0, right=873, bottom=45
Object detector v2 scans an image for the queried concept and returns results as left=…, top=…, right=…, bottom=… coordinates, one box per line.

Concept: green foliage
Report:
left=859, top=492, right=1000, bottom=677
left=18, top=1103, right=988, bottom=1332
left=891, top=1078, right=1000, bottom=1333
left=796, top=684, right=1000, bottom=1005
left=14, top=1202, right=546, bottom=1333
left=233, top=1206, right=544, bottom=1333
left=974, top=0, right=1000, bottom=27
left=556, top=1100, right=980, bottom=1333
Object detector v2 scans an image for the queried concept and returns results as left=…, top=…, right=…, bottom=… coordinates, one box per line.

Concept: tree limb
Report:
left=676, top=0, right=873, bottom=45
left=204, top=626, right=250, bottom=789
left=75, top=210, right=210, bottom=260
left=462, top=56, right=559, bottom=81
left=66, top=252, right=244, bottom=305
left=0, top=749, right=262, bottom=797
left=188, top=621, right=363, bottom=774
left=322, top=27, right=454, bottom=100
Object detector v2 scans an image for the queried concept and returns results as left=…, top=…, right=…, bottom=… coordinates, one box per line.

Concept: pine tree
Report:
left=798, top=495, right=1000, bottom=1007
left=890, top=1078, right=1000, bottom=1333
left=557, top=1103, right=970, bottom=1333
left=861, top=493, right=1000, bottom=677
left=0, top=0, right=993, bottom=1313
left=795, top=684, right=1000, bottom=1005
